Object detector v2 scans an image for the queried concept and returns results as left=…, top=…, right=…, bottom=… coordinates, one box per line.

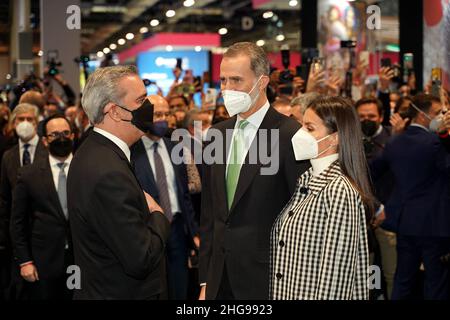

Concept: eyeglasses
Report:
left=47, top=130, right=71, bottom=139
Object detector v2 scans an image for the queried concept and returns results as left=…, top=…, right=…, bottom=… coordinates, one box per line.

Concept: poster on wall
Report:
left=423, top=0, right=450, bottom=91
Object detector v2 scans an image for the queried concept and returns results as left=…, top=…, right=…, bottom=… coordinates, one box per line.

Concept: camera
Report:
left=46, top=50, right=62, bottom=77
left=279, top=49, right=294, bottom=84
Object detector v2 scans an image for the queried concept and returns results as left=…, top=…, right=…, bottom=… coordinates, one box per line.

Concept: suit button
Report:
left=300, top=187, right=308, bottom=194
left=288, top=210, right=294, bottom=217
left=279, top=240, right=285, bottom=247
left=276, top=273, right=283, bottom=279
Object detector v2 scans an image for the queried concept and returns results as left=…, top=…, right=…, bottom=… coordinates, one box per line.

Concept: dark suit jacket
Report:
left=131, top=137, right=198, bottom=241
left=10, top=156, right=71, bottom=279
left=199, top=106, right=310, bottom=299
left=370, top=125, right=450, bottom=237
left=0, top=141, right=47, bottom=249
left=67, top=131, right=171, bottom=300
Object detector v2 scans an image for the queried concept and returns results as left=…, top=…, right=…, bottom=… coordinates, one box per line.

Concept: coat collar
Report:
left=306, top=160, right=342, bottom=196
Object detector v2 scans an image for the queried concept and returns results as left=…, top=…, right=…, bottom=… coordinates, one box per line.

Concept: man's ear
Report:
left=104, top=103, right=120, bottom=122
left=42, top=136, right=48, bottom=148
left=260, top=75, right=270, bottom=91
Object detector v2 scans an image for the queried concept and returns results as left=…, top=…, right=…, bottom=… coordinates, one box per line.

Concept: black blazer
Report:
left=10, top=156, right=71, bottom=279
left=199, top=106, right=310, bottom=299
left=0, top=141, right=47, bottom=249
left=67, top=131, right=171, bottom=300
left=370, top=125, right=450, bottom=237
left=131, top=137, right=198, bottom=240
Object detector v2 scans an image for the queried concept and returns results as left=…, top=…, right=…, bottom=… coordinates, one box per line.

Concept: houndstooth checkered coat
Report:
left=270, top=161, right=369, bottom=300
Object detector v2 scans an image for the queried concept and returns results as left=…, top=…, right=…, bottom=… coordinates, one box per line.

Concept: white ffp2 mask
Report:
left=291, top=129, right=334, bottom=161
left=222, top=76, right=263, bottom=117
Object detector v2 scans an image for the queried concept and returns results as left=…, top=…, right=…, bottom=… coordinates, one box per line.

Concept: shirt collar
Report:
left=49, top=153, right=73, bottom=168
left=141, top=135, right=162, bottom=150
left=236, top=100, right=270, bottom=129
left=19, top=134, right=39, bottom=149
left=93, top=127, right=131, bottom=162
left=372, top=124, right=384, bottom=138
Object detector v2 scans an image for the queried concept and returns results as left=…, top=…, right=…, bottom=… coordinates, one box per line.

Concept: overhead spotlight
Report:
left=166, top=10, right=176, bottom=18
left=194, top=46, right=202, bottom=52
left=183, top=0, right=195, bottom=7
left=37, top=50, right=43, bottom=57
left=118, top=38, right=126, bottom=45
left=289, top=0, right=298, bottom=7
left=97, top=51, right=104, bottom=58
left=125, top=33, right=135, bottom=40
left=256, top=40, right=265, bottom=47
left=166, top=45, right=173, bottom=52
left=218, top=27, right=228, bottom=35
left=263, top=11, right=274, bottom=19
left=103, top=48, right=111, bottom=54
left=276, top=34, right=285, bottom=41
left=6, top=74, right=12, bottom=80
left=140, top=27, right=149, bottom=34
left=110, top=44, right=117, bottom=50
left=150, top=19, right=160, bottom=27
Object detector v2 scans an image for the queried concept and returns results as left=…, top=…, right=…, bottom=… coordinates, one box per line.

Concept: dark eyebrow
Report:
left=229, top=76, right=243, bottom=81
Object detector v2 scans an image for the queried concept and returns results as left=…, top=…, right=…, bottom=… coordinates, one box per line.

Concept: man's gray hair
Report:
left=224, top=42, right=270, bottom=76
left=183, top=109, right=200, bottom=129
left=10, top=103, right=39, bottom=125
left=291, top=92, right=320, bottom=115
left=81, top=65, right=138, bottom=124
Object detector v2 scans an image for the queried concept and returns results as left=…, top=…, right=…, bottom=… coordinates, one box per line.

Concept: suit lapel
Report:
left=132, top=139, right=157, bottom=195
left=40, top=157, right=66, bottom=221
left=229, top=107, right=281, bottom=213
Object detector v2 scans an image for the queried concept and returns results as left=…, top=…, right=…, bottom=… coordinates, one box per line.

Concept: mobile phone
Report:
left=431, top=67, right=442, bottom=97
left=403, top=53, right=414, bottom=70
left=205, top=88, right=217, bottom=107
left=359, top=51, right=369, bottom=67
left=381, top=58, right=392, bottom=68
left=311, top=57, right=325, bottom=73
left=176, top=58, right=182, bottom=70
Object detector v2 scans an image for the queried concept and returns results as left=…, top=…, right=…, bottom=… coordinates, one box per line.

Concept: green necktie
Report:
left=226, top=119, right=249, bottom=209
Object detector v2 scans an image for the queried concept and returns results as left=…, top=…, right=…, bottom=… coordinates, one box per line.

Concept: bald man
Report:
left=130, top=95, right=199, bottom=300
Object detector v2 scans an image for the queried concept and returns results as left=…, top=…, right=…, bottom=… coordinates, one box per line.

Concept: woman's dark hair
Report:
left=308, top=96, right=375, bottom=220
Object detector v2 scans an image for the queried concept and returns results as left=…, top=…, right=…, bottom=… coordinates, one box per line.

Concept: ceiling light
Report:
left=140, top=27, right=149, bottom=34
left=97, top=51, right=104, bottom=58
left=276, top=34, right=285, bottom=41
left=166, top=10, right=176, bottom=18
left=109, top=43, right=117, bottom=50
left=194, top=46, right=202, bottom=52
left=183, top=0, right=195, bottom=7
left=166, top=45, right=173, bottom=52
left=125, top=33, right=135, bottom=40
left=37, top=50, right=43, bottom=57
left=289, top=0, right=298, bottom=7
left=103, top=47, right=111, bottom=54
left=218, top=27, right=228, bottom=35
left=256, top=40, right=265, bottom=47
left=150, top=19, right=160, bottom=27
left=263, top=11, right=274, bottom=19
left=118, top=38, right=126, bottom=45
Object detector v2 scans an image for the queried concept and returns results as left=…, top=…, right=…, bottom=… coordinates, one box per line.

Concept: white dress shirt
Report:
left=48, top=153, right=73, bottom=191
left=310, top=153, right=339, bottom=177
left=225, top=101, right=270, bottom=175
left=93, top=127, right=131, bottom=162
left=19, top=134, right=39, bottom=166
left=141, top=136, right=181, bottom=214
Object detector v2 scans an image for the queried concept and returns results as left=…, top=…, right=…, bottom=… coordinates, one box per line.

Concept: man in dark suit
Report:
left=131, top=95, right=199, bottom=300
left=10, top=115, right=75, bottom=300
left=67, top=65, right=171, bottom=300
left=370, top=94, right=450, bottom=300
left=0, top=103, right=47, bottom=300
left=199, top=42, right=309, bottom=300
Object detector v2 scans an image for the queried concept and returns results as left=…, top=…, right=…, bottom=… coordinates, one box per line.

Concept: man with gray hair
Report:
left=67, top=65, right=170, bottom=299
left=0, top=103, right=47, bottom=299
left=290, top=92, right=320, bottom=124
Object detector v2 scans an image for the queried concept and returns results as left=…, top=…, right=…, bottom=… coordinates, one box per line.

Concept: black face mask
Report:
left=117, top=99, right=154, bottom=133
left=49, top=137, right=73, bottom=158
left=361, top=120, right=378, bottom=137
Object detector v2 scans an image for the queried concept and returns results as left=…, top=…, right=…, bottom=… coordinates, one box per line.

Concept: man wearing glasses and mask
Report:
left=10, top=114, right=75, bottom=300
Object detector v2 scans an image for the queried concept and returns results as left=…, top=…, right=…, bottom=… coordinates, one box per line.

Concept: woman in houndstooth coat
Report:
left=270, top=96, right=374, bottom=300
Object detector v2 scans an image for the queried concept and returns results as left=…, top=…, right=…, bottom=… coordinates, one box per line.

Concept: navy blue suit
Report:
left=370, top=125, right=450, bottom=300
left=131, top=137, right=198, bottom=300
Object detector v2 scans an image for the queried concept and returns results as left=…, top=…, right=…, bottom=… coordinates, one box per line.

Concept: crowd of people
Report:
left=0, top=41, right=449, bottom=300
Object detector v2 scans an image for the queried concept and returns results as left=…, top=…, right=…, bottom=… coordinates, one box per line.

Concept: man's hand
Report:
left=193, top=235, right=200, bottom=249
left=390, top=113, right=408, bottom=135
left=372, top=210, right=386, bottom=228
left=326, top=74, right=343, bottom=96
left=378, top=67, right=394, bottom=92
left=20, top=263, right=39, bottom=282
left=199, top=285, right=206, bottom=300
left=440, top=111, right=450, bottom=132
left=143, top=192, right=164, bottom=214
